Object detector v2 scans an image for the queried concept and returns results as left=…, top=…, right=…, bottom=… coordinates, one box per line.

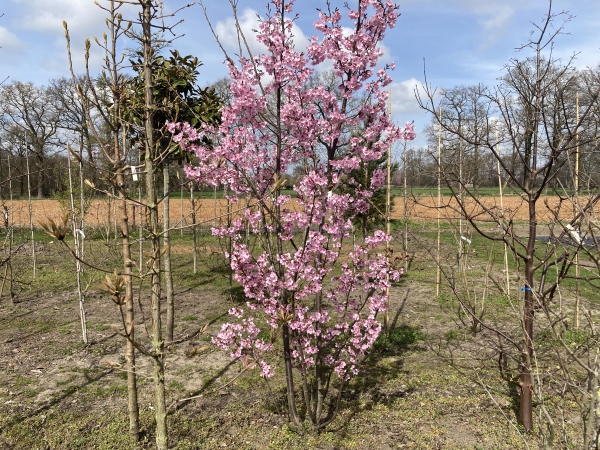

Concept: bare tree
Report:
left=0, top=81, right=61, bottom=198
left=64, top=1, right=140, bottom=440
left=48, top=76, right=98, bottom=165
left=418, top=1, right=600, bottom=436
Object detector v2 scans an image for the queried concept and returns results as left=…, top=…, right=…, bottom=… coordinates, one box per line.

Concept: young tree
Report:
left=418, top=2, right=600, bottom=435
left=123, top=49, right=221, bottom=342
left=64, top=1, right=141, bottom=440
left=174, top=0, right=415, bottom=431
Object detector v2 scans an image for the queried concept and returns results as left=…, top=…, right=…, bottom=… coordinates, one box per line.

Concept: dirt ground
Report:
left=4, top=194, right=596, bottom=230
left=0, top=231, right=561, bottom=449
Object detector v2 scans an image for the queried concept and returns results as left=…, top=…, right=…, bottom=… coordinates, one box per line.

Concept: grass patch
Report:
left=181, top=315, right=197, bottom=322
left=372, top=325, right=427, bottom=356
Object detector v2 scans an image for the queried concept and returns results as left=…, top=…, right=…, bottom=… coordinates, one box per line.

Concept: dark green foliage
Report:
left=372, top=325, right=426, bottom=356
left=123, top=49, right=222, bottom=164
left=341, top=153, right=399, bottom=235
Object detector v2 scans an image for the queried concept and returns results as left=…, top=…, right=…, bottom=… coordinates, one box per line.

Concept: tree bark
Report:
left=141, top=2, right=167, bottom=448
left=117, top=165, right=140, bottom=440
left=36, top=156, right=44, bottom=199
left=519, top=124, right=538, bottom=433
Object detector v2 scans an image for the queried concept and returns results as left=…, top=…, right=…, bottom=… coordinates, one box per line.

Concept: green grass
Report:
left=372, top=325, right=427, bottom=356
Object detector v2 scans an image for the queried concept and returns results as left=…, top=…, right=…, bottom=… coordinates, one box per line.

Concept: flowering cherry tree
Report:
left=170, top=0, right=415, bottom=430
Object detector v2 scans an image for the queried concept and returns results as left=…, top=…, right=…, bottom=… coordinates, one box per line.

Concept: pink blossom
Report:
left=172, top=0, right=413, bottom=386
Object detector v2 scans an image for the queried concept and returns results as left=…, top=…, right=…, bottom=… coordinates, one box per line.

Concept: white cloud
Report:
left=389, top=78, right=442, bottom=147
left=476, top=6, right=514, bottom=48
left=214, top=7, right=310, bottom=58
left=401, top=0, right=531, bottom=49
left=390, top=78, right=425, bottom=119
left=13, top=0, right=137, bottom=36
left=7, top=0, right=140, bottom=79
left=0, top=26, right=23, bottom=50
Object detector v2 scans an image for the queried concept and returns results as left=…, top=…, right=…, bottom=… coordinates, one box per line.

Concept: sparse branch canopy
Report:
left=417, top=0, right=600, bottom=436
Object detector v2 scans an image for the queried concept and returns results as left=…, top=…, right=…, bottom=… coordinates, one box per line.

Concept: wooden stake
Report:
left=67, top=151, right=88, bottom=344
left=496, top=118, right=510, bottom=295
left=79, top=140, right=86, bottom=260
left=138, top=159, right=143, bottom=269
left=191, top=181, right=198, bottom=275
left=403, top=140, right=408, bottom=270
left=384, top=90, right=392, bottom=331
left=8, top=152, right=13, bottom=245
left=458, top=125, right=464, bottom=271
left=180, top=170, right=184, bottom=237
left=574, top=92, right=580, bottom=329
left=436, top=108, right=442, bottom=297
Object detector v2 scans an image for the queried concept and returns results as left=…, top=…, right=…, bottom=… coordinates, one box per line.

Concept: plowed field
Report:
left=3, top=194, right=595, bottom=229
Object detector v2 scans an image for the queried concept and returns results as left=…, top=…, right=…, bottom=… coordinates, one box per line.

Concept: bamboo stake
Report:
left=106, top=194, right=111, bottom=245
left=180, top=170, right=184, bottom=236
left=113, top=189, right=118, bottom=241
left=458, top=125, right=463, bottom=271
left=163, top=165, right=174, bottom=342
left=496, top=118, right=510, bottom=295
left=138, top=186, right=143, bottom=265
left=436, top=108, right=442, bottom=297
left=225, top=184, right=232, bottom=297
left=7, top=152, right=13, bottom=245
left=574, top=92, right=580, bottom=329
left=68, top=152, right=88, bottom=344
left=138, top=154, right=143, bottom=268
left=213, top=184, right=217, bottom=227
left=79, top=142, right=86, bottom=260
left=24, top=137, right=36, bottom=280
left=384, top=90, right=392, bottom=331
left=403, top=140, right=408, bottom=270
left=191, top=181, right=197, bottom=275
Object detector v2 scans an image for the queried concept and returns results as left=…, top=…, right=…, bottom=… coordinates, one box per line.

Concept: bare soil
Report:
left=5, top=194, right=597, bottom=231
left=0, top=232, right=553, bottom=449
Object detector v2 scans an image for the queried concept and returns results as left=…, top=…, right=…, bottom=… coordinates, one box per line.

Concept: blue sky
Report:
left=2, top=0, right=600, bottom=145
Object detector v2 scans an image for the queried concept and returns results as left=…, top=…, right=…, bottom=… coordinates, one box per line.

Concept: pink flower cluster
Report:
left=171, top=0, right=414, bottom=382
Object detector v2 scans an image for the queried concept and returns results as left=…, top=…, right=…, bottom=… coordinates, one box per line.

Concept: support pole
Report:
left=384, top=90, right=392, bottom=331
left=458, top=126, right=463, bottom=271
left=496, top=118, right=510, bottom=295
left=191, top=181, right=198, bottom=275
left=436, top=108, right=442, bottom=297
left=68, top=151, right=88, bottom=344
left=8, top=152, right=13, bottom=245
left=403, top=140, right=408, bottom=270
left=574, top=92, right=580, bottom=329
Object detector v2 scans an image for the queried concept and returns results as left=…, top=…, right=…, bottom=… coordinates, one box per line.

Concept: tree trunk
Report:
left=36, top=158, right=44, bottom=199
left=117, top=135, right=140, bottom=440
left=164, top=165, right=175, bottom=343
left=282, top=324, right=302, bottom=429
left=142, top=2, right=167, bottom=448
left=117, top=165, right=140, bottom=440
left=519, top=195, right=537, bottom=433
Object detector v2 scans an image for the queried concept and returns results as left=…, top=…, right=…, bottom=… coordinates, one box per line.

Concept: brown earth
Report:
left=3, top=194, right=594, bottom=230
left=0, top=237, right=546, bottom=449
